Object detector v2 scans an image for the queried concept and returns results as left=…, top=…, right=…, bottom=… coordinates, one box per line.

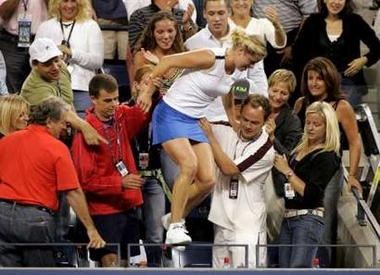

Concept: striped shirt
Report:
left=252, top=0, right=318, bottom=33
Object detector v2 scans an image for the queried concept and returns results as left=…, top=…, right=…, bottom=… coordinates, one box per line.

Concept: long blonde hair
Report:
left=293, top=101, right=340, bottom=155
left=49, top=0, right=92, bottom=22
left=0, top=95, right=30, bottom=135
left=229, top=27, right=267, bottom=59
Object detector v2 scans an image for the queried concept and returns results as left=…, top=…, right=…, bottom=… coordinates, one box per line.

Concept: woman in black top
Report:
left=294, top=57, right=362, bottom=192
left=292, top=0, right=380, bottom=109
left=266, top=69, right=302, bottom=197
left=294, top=56, right=362, bottom=267
left=265, top=69, right=302, bottom=248
left=274, top=101, right=341, bottom=267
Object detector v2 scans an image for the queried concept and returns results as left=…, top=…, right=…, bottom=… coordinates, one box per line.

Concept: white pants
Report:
left=97, top=18, right=128, bottom=60
left=212, top=224, right=267, bottom=268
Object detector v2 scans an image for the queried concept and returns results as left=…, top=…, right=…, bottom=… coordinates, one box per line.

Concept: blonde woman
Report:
left=36, top=0, right=104, bottom=118
left=138, top=27, right=267, bottom=245
left=229, top=0, right=286, bottom=49
left=264, top=69, right=302, bottom=252
left=274, top=101, right=341, bottom=267
left=0, top=95, right=30, bottom=138
left=294, top=56, right=362, bottom=267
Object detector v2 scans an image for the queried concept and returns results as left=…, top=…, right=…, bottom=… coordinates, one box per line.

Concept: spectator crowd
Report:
left=0, top=0, right=380, bottom=269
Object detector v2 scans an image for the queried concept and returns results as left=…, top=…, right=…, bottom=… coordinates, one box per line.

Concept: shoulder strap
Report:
left=332, top=99, right=341, bottom=110
left=237, top=137, right=273, bottom=172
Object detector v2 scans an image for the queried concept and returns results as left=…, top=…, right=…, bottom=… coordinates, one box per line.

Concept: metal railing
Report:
left=257, top=243, right=377, bottom=268
left=0, top=242, right=121, bottom=268
left=0, top=241, right=378, bottom=269
left=127, top=243, right=249, bottom=268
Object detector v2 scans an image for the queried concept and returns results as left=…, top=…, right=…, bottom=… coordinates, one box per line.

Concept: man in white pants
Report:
left=200, top=93, right=275, bottom=268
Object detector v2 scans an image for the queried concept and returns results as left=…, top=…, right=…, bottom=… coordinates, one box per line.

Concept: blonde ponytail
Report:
left=230, top=27, right=267, bottom=59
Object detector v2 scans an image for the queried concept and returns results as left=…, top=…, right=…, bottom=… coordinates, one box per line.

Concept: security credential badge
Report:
left=18, top=13, right=32, bottom=48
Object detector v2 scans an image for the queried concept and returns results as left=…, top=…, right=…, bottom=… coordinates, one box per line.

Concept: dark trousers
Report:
left=0, top=31, right=31, bottom=93
left=0, top=201, right=56, bottom=267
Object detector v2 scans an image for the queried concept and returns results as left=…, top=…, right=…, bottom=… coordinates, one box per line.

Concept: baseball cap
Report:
left=231, top=78, right=250, bottom=100
left=29, top=38, right=63, bottom=63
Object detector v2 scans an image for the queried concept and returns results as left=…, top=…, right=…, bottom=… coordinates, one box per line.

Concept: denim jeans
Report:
left=0, top=201, right=56, bottom=267
left=340, top=77, right=364, bottom=110
left=279, top=214, right=325, bottom=268
left=192, top=0, right=206, bottom=28
left=318, top=167, right=343, bottom=267
left=142, top=177, right=165, bottom=267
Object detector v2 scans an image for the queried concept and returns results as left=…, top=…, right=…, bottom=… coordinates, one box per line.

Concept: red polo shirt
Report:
left=0, top=125, right=80, bottom=211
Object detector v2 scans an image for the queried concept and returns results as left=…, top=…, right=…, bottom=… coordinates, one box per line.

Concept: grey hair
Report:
left=29, top=97, right=70, bottom=125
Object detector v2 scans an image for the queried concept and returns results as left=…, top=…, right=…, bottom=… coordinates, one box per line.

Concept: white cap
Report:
left=29, top=38, right=63, bottom=63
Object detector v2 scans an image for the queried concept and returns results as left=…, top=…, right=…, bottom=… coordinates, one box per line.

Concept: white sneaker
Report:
left=165, top=222, right=192, bottom=246
left=161, top=213, right=185, bottom=231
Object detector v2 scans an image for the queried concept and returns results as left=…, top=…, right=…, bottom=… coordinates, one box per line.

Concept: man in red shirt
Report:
left=0, top=97, right=105, bottom=267
left=71, top=74, right=152, bottom=267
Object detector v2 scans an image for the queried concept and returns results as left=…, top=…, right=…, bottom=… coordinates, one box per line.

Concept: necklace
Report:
left=62, top=21, right=74, bottom=28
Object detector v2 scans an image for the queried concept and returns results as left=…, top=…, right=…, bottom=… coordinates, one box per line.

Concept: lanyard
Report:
left=233, top=130, right=262, bottom=159
left=22, top=0, right=28, bottom=12
left=103, top=121, right=123, bottom=164
left=60, top=19, right=76, bottom=47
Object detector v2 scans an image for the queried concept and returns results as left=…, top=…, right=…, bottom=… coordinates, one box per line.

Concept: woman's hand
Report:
left=137, top=73, right=156, bottom=113
left=274, top=153, right=291, bottom=174
left=199, top=117, right=213, bottom=139
left=182, top=3, right=195, bottom=26
left=278, top=46, right=293, bottom=66
left=344, top=56, right=367, bottom=77
left=264, top=5, right=280, bottom=27
left=58, top=44, right=72, bottom=61
left=265, top=118, right=276, bottom=142
left=141, top=48, right=159, bottom=65
left=137, top=91, right=153, bottom=113
left=151, top=76, right=164, bottom=90
left=348, top=175, right=363, bottom=194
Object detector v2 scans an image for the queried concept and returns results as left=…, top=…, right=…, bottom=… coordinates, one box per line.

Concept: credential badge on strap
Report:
left=115, top=160, right=129, bottom=177
left=18, top=14, right=32, bottom=48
